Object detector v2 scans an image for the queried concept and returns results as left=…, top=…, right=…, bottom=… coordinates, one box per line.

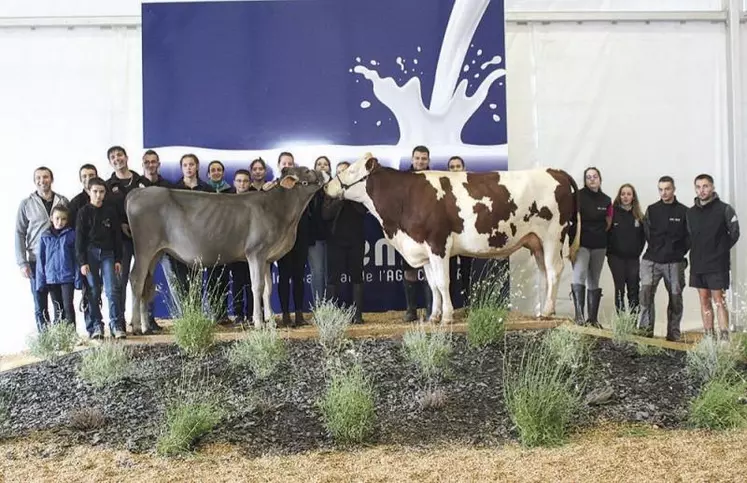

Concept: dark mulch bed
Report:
left=0, top=330, right=720, bottom=456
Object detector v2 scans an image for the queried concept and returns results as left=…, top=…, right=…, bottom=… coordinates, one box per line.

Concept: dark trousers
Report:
left=206, top=264, right=230, bottom=320
left=229, top=261, right=253, bottom=318
left=28, top=261, right=50, bottom=333
left=449, top=255, right=473, bottom=305
left=638, top=258, right=686, bottom=339
left=278, top=236, right=308, bottom=314
left=48, top=283, right=76, bottom=326
left=607, top=254, right=640, bottom=314
left=327, top=240, right=365, bottom=286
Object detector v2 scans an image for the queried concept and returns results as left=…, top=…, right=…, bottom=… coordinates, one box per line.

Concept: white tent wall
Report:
left=0, top=0, right=744, bottom=355
left=505, top=21, right=730, bottom=336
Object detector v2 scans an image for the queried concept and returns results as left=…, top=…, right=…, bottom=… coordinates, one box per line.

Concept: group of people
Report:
left=16, top=146, right=739, bottom=342
left=15, top=145, right=471, bottom=339
left=571, top=168, right=740, bottom=341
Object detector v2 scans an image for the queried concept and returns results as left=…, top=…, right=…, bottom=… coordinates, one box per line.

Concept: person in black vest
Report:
left=308, top=156, right=332, bottom=304
left=227, top=169, right=255, bottom=327
left=203, top=159, right=232, bottom=324
left=105, top=146, right=145, bottom=332
left=323, top=161, right=368, bottom=324
left=447, top=156, right=473, bottom=305
left=637, top=175, right=690, bottom=340
left=69, top=164, right=99, bottom=334
left=170, top=154, right=212, bottom=310
left=686, top=174, right=740, bottom=342
left=607, top=183, right=646, bottom=315
left=570, top=167, right=612, bottom=328
left=402, top=145, right=433, bottom=322
left=141, top=149, right=174, bottom=188
left=274, top=151, right=310, bottom=327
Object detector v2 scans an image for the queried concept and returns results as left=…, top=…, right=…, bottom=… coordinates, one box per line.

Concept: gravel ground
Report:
left=0, top=330, right=719, bottom=456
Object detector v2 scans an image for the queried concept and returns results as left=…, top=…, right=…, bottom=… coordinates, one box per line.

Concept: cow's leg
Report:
left=263, top=263, right=274, bottom=324
left=129, top=252, right=151, bottom=335
left=541, top=239, right=564, bottom=318
left=527, top=236, right=548, bottom=318
left=247, top=256, right=265, bottom=328
left=427, top=256, right=453, bottom=324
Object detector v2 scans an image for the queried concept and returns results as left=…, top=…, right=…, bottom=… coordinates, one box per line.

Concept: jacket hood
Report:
left=693, top=192, right=721, bottom=208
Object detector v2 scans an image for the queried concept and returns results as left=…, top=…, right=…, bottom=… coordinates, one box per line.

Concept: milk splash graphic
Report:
left=352, top=0, right=506, bottom=154
left=152, top=0, right=506, bottom=172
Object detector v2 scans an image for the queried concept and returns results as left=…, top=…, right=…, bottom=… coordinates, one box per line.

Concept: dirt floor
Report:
left=0, top=310, right=724, bottom=482
left=1, top=424, right=746, bottom=482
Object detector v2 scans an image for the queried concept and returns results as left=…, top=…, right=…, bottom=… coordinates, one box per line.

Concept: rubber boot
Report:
left=326, top=284, right=338, bottom=304
left=423, top=283, right=433, bottom=321
left=586, top=288, right=603, bottom=329
left=571, top=284, right=586, bottom=325
left=403, top=281, right=418, bottom=322
left=353, top=283, right=364, bottom=324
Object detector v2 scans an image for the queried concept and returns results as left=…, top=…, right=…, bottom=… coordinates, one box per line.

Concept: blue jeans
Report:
left=28, top=261, right=50, bottom=333
left=85, top=247, right=124, bottom=335
left=308, top=240, right=327, bottom=303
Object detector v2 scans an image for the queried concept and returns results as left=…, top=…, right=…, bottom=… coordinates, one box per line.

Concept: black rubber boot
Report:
left=586, top=288, right=603, bottom=329
left=571, top=284, right=586, bottom=325
left=423, top=283, right=433, bottom=320
left=403, top=281, right=418, bottom=322
left=353, top=283, right=364, bottom=324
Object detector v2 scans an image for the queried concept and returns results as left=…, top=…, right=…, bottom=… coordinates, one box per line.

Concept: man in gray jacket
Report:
left=15, top=166, right=70, bottom=332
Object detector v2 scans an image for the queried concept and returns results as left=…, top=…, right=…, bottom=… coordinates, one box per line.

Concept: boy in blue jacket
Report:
left=35, top=205, right=82, bottom=328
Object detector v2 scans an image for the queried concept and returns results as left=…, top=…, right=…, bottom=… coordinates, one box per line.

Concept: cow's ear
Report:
left=365, top=157, right=380, bottom=172
left=279, top=174, right=299, bottom=189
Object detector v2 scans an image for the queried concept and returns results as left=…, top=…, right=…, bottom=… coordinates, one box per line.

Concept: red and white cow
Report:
left=323, top=153, right=581, bottom=323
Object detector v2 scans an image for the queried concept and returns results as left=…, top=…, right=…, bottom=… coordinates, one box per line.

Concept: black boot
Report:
left=326, top=284, right=338, bottom=304
left=423, top=283, right=433, bottom=320
left=352, top=283, right=364, bottom=324
left=403, top=281, right=418, bottom=322
left=571, top=284, right=586, bottom=325
left=586, top=288, right=603, bottom=329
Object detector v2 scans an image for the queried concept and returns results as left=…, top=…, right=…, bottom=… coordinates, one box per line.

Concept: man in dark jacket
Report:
left=638, top=176, right=690, bottom=341
left=686, top=174, right=740, bottom=341
left=401, top=145, right=433, bottom=322
left=105, top=146, right=145, bottom=329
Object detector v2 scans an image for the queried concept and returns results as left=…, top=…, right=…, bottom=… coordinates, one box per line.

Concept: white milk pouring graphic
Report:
left=154, top=0, right=506, bottom=170
left=353, top=0, right=505, bottom=161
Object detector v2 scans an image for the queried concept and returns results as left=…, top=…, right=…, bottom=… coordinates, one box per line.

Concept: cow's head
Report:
left=324, top=152, right=379, bottom=201
left=278, top=166, right=325, bottom=191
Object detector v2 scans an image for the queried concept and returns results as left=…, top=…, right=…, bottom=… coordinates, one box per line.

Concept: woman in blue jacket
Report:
left=35, top=205, right=82, bottom=328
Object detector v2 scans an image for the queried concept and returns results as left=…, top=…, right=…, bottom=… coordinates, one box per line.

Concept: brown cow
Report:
left=125, top=166, right=326, bottom=334
left=323, top=153, right=580, bottom=323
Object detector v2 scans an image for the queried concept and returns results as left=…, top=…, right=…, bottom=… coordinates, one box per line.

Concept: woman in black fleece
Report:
left=322, top=161, right=367, bottom=324
left=607, top=183, right=646, bottom=315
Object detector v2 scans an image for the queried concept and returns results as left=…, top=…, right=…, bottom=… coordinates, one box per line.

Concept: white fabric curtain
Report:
left=0, top=0, right=743, bottom=353
left=505, top=21, right=730, bottom=336
left=0, top=27, right=142, bottom=355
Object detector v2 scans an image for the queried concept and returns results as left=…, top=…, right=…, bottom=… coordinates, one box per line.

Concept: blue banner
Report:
left=141, top=0, right=508, bottom=317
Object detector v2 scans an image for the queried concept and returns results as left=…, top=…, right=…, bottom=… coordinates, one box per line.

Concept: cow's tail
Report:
left=566, top=171, right=581, bottom=264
